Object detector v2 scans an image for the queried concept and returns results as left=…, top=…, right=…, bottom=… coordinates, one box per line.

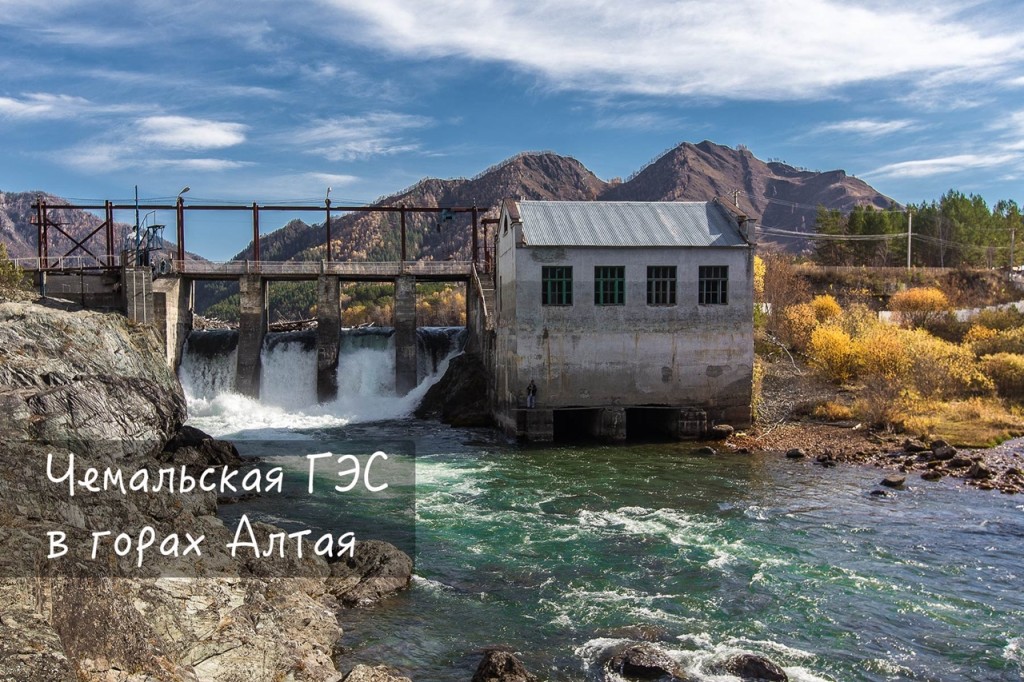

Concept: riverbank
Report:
left=729, top=359, right=1024, bottom=495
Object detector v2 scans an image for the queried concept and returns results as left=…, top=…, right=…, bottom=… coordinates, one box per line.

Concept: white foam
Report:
left=1005, top=636, right=1023, bottom=667
left=182, top=340, right=458, bottom=438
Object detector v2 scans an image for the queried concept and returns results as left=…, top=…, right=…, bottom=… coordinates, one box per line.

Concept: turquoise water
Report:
left=218, top=420, right=1024, bottom=682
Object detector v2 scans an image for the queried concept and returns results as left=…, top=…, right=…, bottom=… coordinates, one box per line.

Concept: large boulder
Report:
left=326, top=540, right=413, bottom=607
left=605, top=643, right=684, bottom=680
left=159, top=424, right=243, bottom=469
left=344, top=665, right=411, bottom=682
left=472, top=648, right=537, bottom=682
left=719, top=653, right=788, bottom=681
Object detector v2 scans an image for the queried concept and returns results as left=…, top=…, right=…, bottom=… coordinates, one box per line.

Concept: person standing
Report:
left=526, top=380, right=537, bottom=408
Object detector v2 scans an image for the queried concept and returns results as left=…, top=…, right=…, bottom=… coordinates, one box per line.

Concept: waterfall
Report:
left=178, top=326, right=466, bottom=436
left=178, top=330, right=238, bottom=400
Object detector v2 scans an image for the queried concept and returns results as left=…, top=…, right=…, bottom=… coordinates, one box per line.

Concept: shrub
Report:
left=810, top=294, right=842, bottom=323
left=967, top=325, right=1024, bottom=357
left=853, top=377, right=908, bottom=429
left=889, top=287, right=951, bottom=327
left=839, top=302, right=880, bottom=339
left=807, top=325, right=859, bottom=383
left=812, top=401, right=854, bottom=421
left=0, top=243, right=25, bottom=292
left=971, top=307, right=1024, bottom=332
left=902, top=329, right=992, bottom=398
left=982, top=353, right=1024, bottom=401
left=752, top=358, right=765, bottom=423
left=856, top=325, right=991, bottom=399
left=777, top=302, right=818, bottom=351
left=857, top=325, right=912, bottom=381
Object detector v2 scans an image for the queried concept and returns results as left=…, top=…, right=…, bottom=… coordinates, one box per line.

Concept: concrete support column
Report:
left=122, top=267, right=154, bottom=325
left=235, top=275, right=268, bottom=398
left=316, top=275, right=341, bottom=402
left=669, top=408, right=707, bottom=440
left=152, top=276, right=194, bottom=369
left=394, top=275, right=417, bottom=395
left=522, top=409, right=554, bottom=442
left=598, top=407, right=627, bottom=442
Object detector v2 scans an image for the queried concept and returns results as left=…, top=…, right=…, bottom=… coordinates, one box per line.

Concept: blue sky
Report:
left=2, top=0, right=1024, bottom=259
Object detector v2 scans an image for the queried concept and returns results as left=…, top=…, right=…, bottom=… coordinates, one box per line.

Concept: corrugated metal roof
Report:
left=516, top=200, right=746, bottom=248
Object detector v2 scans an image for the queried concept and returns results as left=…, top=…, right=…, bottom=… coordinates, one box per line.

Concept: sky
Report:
left=2, top=0, right=1024, bottom=260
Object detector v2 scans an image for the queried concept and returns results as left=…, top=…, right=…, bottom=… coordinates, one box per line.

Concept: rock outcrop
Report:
left=327, top=540, right=413, bottom=607
left=0, top=301, right=347, bottom=681
left=414, top=352, right=493, bottom=427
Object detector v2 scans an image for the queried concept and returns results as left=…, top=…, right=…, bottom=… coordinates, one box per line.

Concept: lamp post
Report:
left=176, top=186, right=189, bottom=262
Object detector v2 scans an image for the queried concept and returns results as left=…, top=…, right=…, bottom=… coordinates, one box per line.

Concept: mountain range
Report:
left=1, top=140, right=894, bottom=265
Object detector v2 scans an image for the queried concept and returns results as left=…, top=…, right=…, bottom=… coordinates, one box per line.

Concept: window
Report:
left=699, top=265, right=729, bottom=305
left=646, top=266, right=676, bottom=306
left=542, top=266, right=573, bottom=305
left=594, top=266, right=625, bottom=305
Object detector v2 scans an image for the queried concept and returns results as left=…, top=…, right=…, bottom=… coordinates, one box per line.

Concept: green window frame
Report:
left=699, top=265, right=729, bottom=305
left=646, top=266, right=677, bottom=306
left=542, top=266, right=573, bottom=306
left=594, top=266, right=625, bottom=305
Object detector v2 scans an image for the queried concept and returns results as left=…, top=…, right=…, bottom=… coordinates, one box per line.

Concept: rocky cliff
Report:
left=0, top=301, right=350, bottom=681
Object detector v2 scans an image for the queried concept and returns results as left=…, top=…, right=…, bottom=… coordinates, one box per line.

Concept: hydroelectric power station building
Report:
left=491, top=199, right=755, bottom=441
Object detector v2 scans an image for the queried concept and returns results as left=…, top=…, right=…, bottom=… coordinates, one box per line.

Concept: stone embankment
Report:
left=0, top=300, right=411, bottom=681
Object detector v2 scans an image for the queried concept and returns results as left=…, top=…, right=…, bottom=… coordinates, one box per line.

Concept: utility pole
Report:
left=1011, top=224, right=1016, bottom=270
left=906, top=208, right=912, bottom=269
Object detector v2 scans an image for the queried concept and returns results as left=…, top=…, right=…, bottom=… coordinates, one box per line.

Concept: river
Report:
left=180, top=329, right=1024, bottom=682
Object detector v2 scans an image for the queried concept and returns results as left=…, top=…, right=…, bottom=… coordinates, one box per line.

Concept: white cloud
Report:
left=307, top=172, right=360, bottom=186
left=287, top=112, right=431, bottom=161
left=812, top=118, right=920, bottom=138
left=136, top=116, right=247, bottom=150
left=0, top=93, right=144, bottom=120
left=593, top=112, right=683, bottom=131
left=321, top=0, right=1023, bottom=100
left=865, top=153, right=1021, bottom=179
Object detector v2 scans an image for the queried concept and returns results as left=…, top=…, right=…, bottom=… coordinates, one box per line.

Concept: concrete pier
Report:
left=235, top=275, right=268, bottom=397
left=598, top=407, right=627, bottom=442
left=394, top=275, right=417, bottom=395
left=122, top=267, right=154, bottom=325
left=316, top=275, right=341, bottom=402
left=152, top=276, right=193, bottom=369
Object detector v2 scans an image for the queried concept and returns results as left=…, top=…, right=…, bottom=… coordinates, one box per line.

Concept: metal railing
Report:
left=173, top=259, right=475, bottom=277
left=11, top=256, right=119, bottom=271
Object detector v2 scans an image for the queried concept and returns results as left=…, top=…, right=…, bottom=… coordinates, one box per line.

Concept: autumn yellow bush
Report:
left=810, top=294, right=842, bottom=323
left=812, top=401, right=854, bottom=421
left=971, top=307, right=1024, bottom=332
left=777, top=302, right=818, bottom=351
left=889, top=287, right=951, bottom=327
left=902, top=328, right=992, bottom=398
left=982, top=353, right=1024, bottom=401
left=857, top=325, right=911, bottom=381
left=967, top=325, right=1024, bottom=357
left=807, top=324, right=859, bottom=383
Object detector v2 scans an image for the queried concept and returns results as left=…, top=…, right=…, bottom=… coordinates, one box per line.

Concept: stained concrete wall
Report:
left=316, top=276, right=341, bottom=402
left=123, top=268, right=154, bottom=325
left=152, top=276, right=193, bottom=369
left=394, top=275, right=417, bottom=395
left=494, top=230, right=754, bottom=436
left=235, top=275, right=268, bottom=398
